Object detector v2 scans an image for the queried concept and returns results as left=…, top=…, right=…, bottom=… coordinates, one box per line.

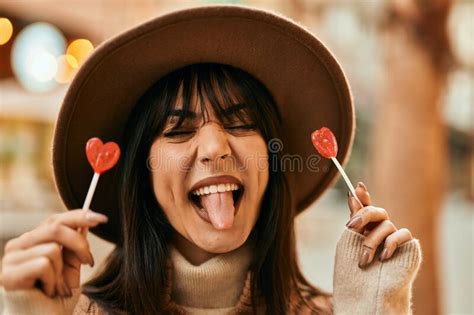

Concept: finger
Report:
left=41, top=209, right=108, bottom=230
left=3, top=243, right=67, bottom=296
left=6, top=224, right=93, bottom=266
left=57, top=274, right=72, bottom=297
left=347, top=192, right=359, bottom=216
left=3, top=257, right=56, bottom=297
left=347, top=194, right=363, bottom=217
left=358, top=220, right=397, bottom=268
left=4, top=209, right=106, bottom=255
left=347, top=182, right=372, bottom=217
left=62, top=248, right=82, bottom=289
left=4, top=243, right=63, bottom=275
left=346, top=206, right=389, bottom=233
left=28, top=257, right=57, bottom=298
left=380, top=228, right=414, bottom=261
left=355, top=182, right=371, bottom=207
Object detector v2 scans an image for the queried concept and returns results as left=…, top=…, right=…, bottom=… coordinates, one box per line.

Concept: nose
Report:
left=197, top=121, right=231, bottom=165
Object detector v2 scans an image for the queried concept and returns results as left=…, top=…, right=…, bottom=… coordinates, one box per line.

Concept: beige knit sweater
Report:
left=1, top=228, right=422, bottom=314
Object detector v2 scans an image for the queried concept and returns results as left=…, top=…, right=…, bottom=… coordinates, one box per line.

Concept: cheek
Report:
left=148, top=142, right=189, bottom=207
left=255, top=139, right=270, bottom=200
left=149, top=145, right=170, bottom=205
left=239, top=136, right=269, bottom=229
left=148, top=142, right=195, bottom=236
left=235, top=135, right=269, bottom=199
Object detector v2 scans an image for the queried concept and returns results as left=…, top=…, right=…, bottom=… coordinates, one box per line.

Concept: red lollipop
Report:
left=86, top=138, right=121, bottom=174
left=82, top=137, right=121, bottom=211
left=311, top=127, right=338, bottom=159
left=310, top=127, right=362, bottom=206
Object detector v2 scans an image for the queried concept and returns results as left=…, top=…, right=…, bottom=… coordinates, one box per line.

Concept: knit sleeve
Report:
left=1, top=286, right=81, bottom=315
left=332, top=227, right=422, bottom=315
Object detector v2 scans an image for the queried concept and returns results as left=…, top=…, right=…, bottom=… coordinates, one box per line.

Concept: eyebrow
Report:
left=169, top=103, right=248, bottom=120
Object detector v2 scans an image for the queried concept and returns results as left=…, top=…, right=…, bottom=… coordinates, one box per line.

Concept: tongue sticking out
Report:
left=200, top=191, right=235, bottom=230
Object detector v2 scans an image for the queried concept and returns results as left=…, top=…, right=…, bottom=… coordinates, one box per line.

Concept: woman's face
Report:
left=148, top=90, right=269, bottom=254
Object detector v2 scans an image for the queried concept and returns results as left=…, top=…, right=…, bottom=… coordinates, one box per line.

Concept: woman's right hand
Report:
left=1, top=209, right=108, bottom=298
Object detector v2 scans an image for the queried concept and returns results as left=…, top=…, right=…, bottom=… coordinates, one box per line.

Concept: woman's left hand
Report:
left=346, top=182, right=413, bottom=268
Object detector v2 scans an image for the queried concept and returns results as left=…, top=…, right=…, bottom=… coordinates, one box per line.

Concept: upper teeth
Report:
left=192, top=184, right=240, bottom=196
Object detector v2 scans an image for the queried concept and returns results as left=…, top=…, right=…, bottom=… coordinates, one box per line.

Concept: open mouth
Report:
left=187, top=175, right=245, bottom=229
left=188, top=185, right=244, bottom=214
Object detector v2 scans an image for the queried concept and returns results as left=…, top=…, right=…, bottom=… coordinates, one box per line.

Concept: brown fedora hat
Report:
left=52, top=4, right=355, bottom=244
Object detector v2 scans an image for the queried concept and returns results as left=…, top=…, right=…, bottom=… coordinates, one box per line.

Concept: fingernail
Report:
left=346, top=216, right=362, bottom=229
left=359, top=249, right=370, bottom=268
left=89, top=253, right=95, bottom=267
left=357, top=182, right=367, bottom=191
left=85, top=211, right=108, bottom=223
left=379, top=248, right=389, bottom=261
left=347, top=191, right=351, bottom=198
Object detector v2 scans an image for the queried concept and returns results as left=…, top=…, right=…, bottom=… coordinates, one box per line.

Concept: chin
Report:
left=192, top=230, right=249, bottom=254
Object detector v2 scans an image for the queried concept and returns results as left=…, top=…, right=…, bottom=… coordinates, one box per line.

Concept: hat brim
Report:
left=53, top=4, right=355, bottom=244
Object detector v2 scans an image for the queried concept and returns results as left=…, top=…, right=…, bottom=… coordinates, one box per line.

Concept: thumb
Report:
left=63, top=248, right=84, bottom=289
left=355, top=182, right=372, bottom=207
left=347, top=182, right=372, bottom=217
left=347, top=192, right=361, bottom=217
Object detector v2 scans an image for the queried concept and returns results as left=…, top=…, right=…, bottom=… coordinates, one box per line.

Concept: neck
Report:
left=172, top=233, right=217, bottom=265
left=169, top=237, right=254, bottom=309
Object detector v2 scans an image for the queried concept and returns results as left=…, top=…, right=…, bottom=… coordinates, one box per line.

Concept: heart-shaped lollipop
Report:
left=311, top=127, right=338, bottom=159
left=82, top=137, right=121, bottom=212
left=86, top=138, right=120, bottom=174
left=311, top=127, right=362, bottom=206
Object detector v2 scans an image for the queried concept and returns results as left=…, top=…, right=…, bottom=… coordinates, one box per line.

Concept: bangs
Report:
left=165, top=63, right=258, bottom=130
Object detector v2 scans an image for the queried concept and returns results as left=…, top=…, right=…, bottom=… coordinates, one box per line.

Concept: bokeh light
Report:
left=27, top=50, right=58, bottom=82
left=66, top=39, right=94, bottom=67
left=55, top=54, right=78, bottom=84
left=11, top=22, right=66, bottom=92
left=0, top=17, right=13, bottom=45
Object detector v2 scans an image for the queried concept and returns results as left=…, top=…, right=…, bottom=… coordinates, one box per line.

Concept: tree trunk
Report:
left=371, top=1, right=453, bottom=314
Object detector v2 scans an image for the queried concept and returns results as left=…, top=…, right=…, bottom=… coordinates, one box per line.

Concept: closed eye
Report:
left=163, top=124, right=257, bottom=141
left=224, top=124, right=258, bottom=137
left=163, top=130, right=196, bottom=138
left=225, top=124, right=256, bottom=131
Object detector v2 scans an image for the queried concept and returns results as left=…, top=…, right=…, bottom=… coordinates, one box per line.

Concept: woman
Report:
left=1, top=5, right=422, bottom=315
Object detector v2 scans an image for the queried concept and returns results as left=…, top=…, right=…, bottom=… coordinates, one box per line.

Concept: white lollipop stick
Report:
left=330, top=157, right=363, bottom=208
left=80, top=153, right=103, bottom=236
left=80, top=138, right=120, bottom=236
left=82, top=172, right=100, bottom=210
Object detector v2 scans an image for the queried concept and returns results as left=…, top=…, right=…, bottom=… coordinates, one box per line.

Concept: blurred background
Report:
left=0, top=0, right=472, bottom=314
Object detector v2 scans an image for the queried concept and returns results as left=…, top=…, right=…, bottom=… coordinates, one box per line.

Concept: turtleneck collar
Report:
left=169, top=240, right=253, bottom=309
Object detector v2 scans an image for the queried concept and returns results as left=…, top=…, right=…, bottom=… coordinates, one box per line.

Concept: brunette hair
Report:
left=83, top=63, right=332, bottom=314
